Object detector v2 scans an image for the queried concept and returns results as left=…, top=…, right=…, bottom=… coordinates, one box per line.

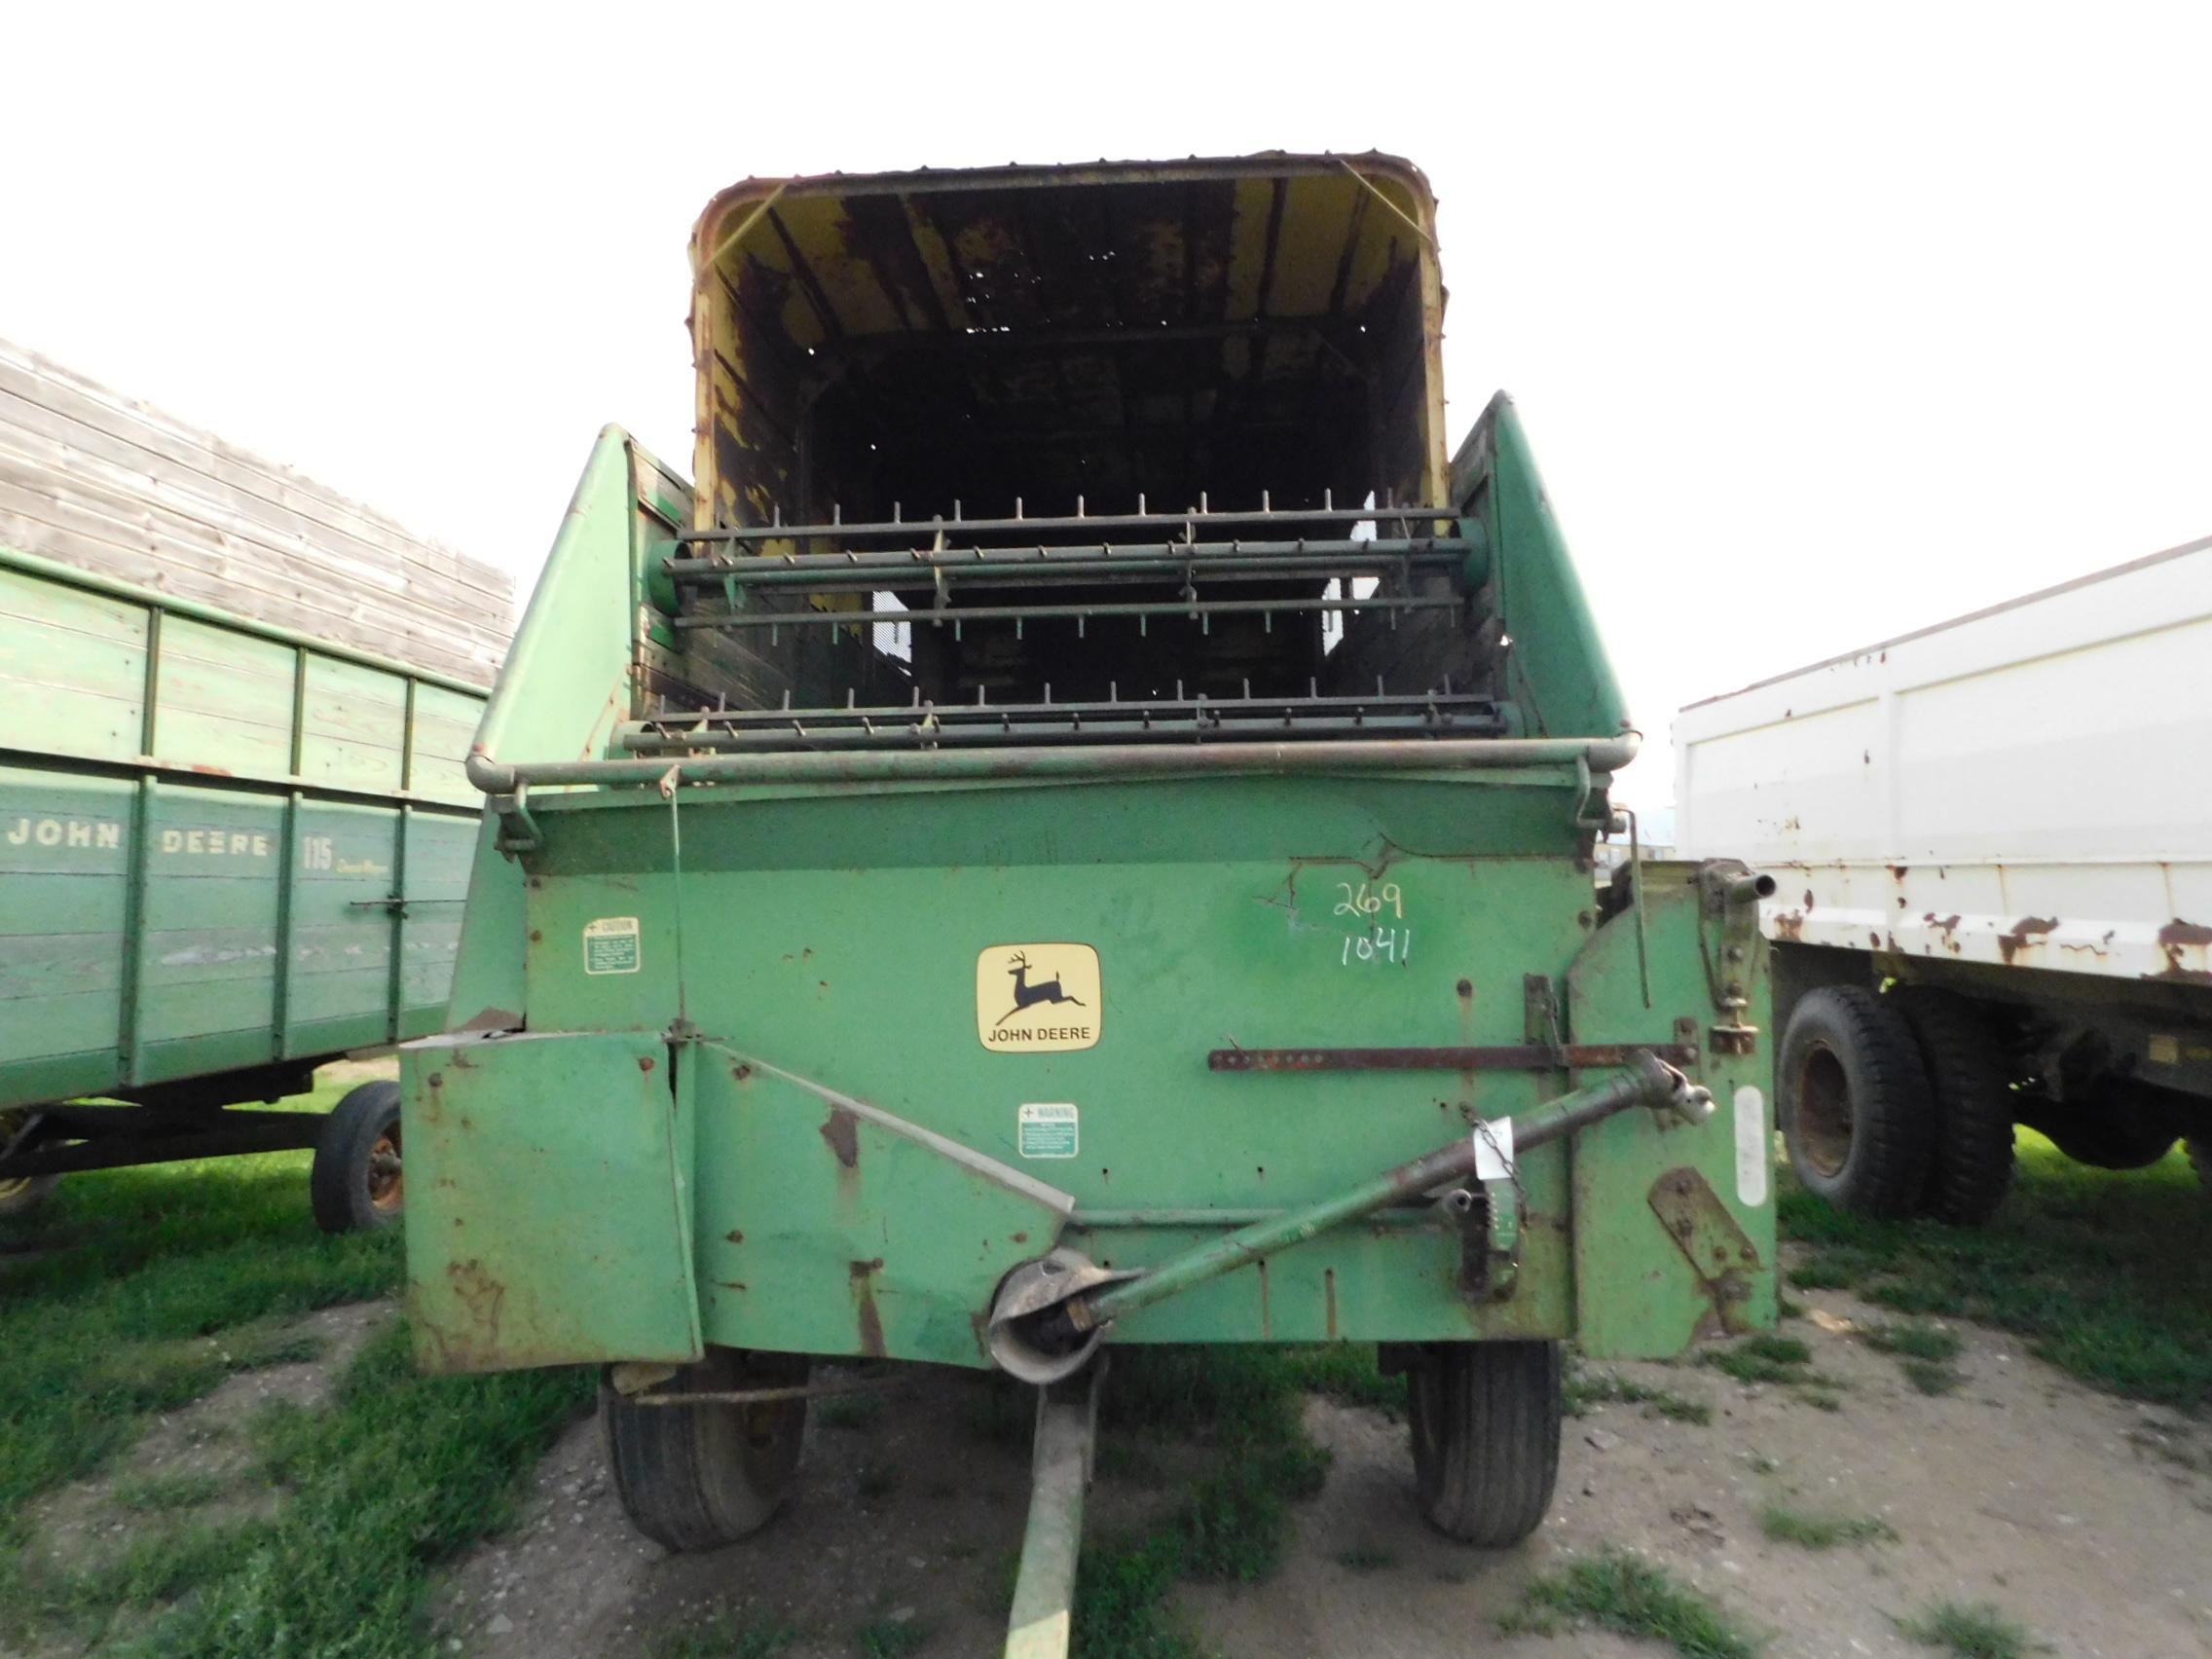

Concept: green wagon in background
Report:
left=402, top=154, right=1776, bottom=1652
left=0, top=544, right=488, bottom=1231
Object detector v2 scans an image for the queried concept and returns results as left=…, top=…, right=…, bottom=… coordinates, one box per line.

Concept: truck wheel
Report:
left=311, top=1081, right=404, bottom=1235
left=603, top=1347, right=810, bottom=1551
left=1778, top=985, right=1936, bottom=1216
left=0, top=1109, right=59, bottom=1222
left=2026, top=1079, right=2184, bottom=1169
left=1407, top=1340, right=1561, bottom=1546
left=1895, top=989, right=2015, bottom=1227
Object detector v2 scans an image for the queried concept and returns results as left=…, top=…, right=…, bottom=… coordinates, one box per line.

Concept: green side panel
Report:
left=0, top=565, right=147, bottom=762
left=398, top=811, right=476, bottom=1012
left=1455, top=395, right=1630, bottom=742
left=287, top=799, right=402, bottom=1042
left=0, top=766, right=132, bottom=1080
left=444, top=425, right=661, bottom=1033
left=411, top=683, right=486, bottom=805
left=300, top=654, right=409, bottom=794
left=402, top=1030, right=702, bottom=1373
left=472, top=426, right=642, bottom=774
left=689, top=1045, right=1076, bottom=1368
left=445, top=816, right=528, bottom=1029
left=151, top=615, right=295, bottom=777
left=136, top=786, right=284, bottom=1064
left=1567, top=863, right=1777, bottom=1358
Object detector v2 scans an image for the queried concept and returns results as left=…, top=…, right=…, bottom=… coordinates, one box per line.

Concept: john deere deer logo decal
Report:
left=997, top=950, right=1086, bottom=1025
left=976, top=943, right=1103, bottom=1052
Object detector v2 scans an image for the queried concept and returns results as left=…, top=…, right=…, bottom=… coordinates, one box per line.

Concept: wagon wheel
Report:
left=603, top=1347, right=811, bottom=1551
left=0, top=1108, right=59, bottom=1223
left=311, top=1081, right=404, bottom=1235
left=1407, top=1339, right=1562, bottom=1546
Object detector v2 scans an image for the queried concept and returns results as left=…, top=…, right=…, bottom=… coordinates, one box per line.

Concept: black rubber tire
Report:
left=310, top=1080, right=404, bottom=1235
left=0, top=1172, right=58, bottom=1223
left=2028, top=1079, right=2184, bottom=1170
left=603, top=1347, right=810, bottom=1551
left=1407, top=1340, right=1562, bottom=1546
left=1894, top=988, right=2015, bottom=1227
left=1778, top=985, right=1936, bottom=1217
left=0, top=1109, right=58, bottom=1222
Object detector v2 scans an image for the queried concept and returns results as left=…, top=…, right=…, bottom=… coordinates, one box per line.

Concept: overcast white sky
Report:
left=8, top=3, right=2208, bottom=820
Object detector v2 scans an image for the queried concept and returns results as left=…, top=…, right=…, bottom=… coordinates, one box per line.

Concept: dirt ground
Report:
left=431, top=1266, right=2212, bottom=1659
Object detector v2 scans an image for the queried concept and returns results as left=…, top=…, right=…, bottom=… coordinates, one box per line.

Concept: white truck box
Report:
left=1676, top=535, right=2212, bottom=987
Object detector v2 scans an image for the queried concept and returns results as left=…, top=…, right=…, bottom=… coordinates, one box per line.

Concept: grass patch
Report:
left=1279, top=1344, right=1408, bottom=1416
left=0, top=1070, right=595, bottom=1658
left=111, top=1469, right=227, bottom=1513
left=1701, top=1334, right=1812, bottom=1385
left=1863, top=1321, right=1962, bottom=1363
left=1068, top=1346, right=1334, bottom=1657
left=1566, top=1360, right=1714, bottom=1425
left=1897, top=1599, right=2038, bottom=1658
left=0, top=1078, right=398, bottom=1528
left=1758, top=1503, right=1897, bottom=1548
left=1502, top=1549, right=1759, bottom=1658
left=1781, top=1132, right=2212, bottom=1410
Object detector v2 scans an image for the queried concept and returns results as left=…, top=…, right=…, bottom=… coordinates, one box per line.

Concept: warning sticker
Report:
left=583, top=916, right=642, bottom=976
left=1018, top=1103, right=1080, bottom=1159
left=977, top=943, right=1102, bottom=1052
left=1734, top=1085, right=1770, bottom=1208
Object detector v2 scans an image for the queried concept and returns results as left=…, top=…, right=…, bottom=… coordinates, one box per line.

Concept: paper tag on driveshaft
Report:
left=1472, top=1117, right=1516, bottom=1181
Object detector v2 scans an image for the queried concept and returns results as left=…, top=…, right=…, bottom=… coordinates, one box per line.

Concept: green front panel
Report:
left=403, top=1030, right=703, bottom=1371
left=468, top=770, right=1705, bottom=1364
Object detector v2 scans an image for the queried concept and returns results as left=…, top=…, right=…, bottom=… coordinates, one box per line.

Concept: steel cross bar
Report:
left=1065, top=1054, right=1694, bottom=1333
left=671, top=593, right=1463, bottom=631
left=676, top=503, right=1456, bottom=544
left=661, top=538, right=1471, bottom=584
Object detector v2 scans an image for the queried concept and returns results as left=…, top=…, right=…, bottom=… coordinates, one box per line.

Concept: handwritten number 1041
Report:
left=1343, top=928, right=1411, bottom=966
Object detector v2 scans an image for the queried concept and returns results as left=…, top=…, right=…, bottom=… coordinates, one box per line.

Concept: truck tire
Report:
left=603, top=1347, right=810, bottom=1551
left=1407, top=1340, right=1561, bottom=1546
left=1895, top=989, right=2015, bottom=1227
left=1778, top=985, right=1936, bottom=1216
left=0, top=1109, right=59, bottom=1222
left=311, top=1081, right=404, bottom=1235
left=2029, top=1078, right=2184, bottom=1169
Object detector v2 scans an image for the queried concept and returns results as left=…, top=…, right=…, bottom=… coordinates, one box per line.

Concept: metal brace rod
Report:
left=673, top=593, right=1463, bottom=632
left=630, top=1373, right=908, bottom=1408
left=663, top=537, right=1470, bottom=584
left=679, top=503, right=1455, bottom=544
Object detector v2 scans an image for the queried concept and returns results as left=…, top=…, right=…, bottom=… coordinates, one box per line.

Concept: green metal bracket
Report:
left=492, top=784, right=544, bottom=858
left=1458, top=1176, right=1521, bottom=1301
left=1646, top=1164, right=1761, bottom=1336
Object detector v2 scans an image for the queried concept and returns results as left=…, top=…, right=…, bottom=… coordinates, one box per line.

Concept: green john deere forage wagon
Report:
left=404, top=154, right=1776, bottom=1651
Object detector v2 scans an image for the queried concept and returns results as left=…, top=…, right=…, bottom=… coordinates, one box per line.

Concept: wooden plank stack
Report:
left=0, top=337, right=512, bottom=686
